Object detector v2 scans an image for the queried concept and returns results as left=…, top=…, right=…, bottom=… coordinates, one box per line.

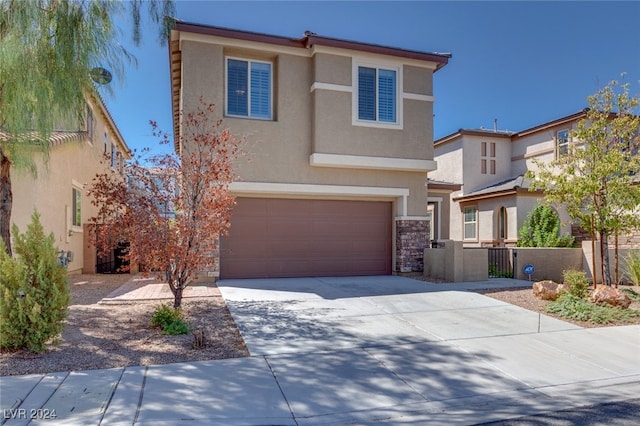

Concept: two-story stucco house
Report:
left=10, top=93, right=132, bottom=274
left=169, top=22, right=450, bottom=278
left=431, top=110, right=608, bottom=248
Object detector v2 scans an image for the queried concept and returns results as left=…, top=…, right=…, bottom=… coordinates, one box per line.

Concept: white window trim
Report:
left=225, top=56, right=274, bottom=121
left=557, top=129, right=570, bottom=157
left=427, top=196, right=443, bottom=241
left=352, top=59, right=403, bottom=130
left=71, top=180, right=84, bottom=232
left=463, top=206, right=478, bottom=241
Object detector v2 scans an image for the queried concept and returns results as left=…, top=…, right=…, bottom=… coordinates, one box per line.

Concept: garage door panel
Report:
left=312, top=240, right=353, bottom=257
left=267, top=260, right=314, bottom=277
left=312, top=220, right=352, bottom=237
left=311, top=259, right=354, bottom=275
left=223, top=260, right=269, bottom=278
left=220, top=198, right=392, bottom=278
left=352, top=260, right=389, bottom=275
left=235, top=198, right=269, bottom=216
left=352, top=241, right=390, bottom=256
left=220, top=243, right=267, bottom=258
left=225, top=220, right=267, bottom=237
left=268, top=218, right=309, bottom=235
left=268, top=241, right=313, bottom=257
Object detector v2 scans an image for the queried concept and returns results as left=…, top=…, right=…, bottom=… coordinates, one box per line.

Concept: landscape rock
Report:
left=589, top=285, right=632, bottom=309
left=532, top=280, right=563, bottom=301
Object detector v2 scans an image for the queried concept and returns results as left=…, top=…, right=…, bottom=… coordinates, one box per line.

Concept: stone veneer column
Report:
left=395, top=219, right=430, bottom=273
left=197, top=236, right=220, bottom=279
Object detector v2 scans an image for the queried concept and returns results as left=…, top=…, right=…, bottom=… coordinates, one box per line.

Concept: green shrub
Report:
left=151, top=304, right=189, bottom=335
left=517, top=204, right=575, bottom=247
left=162, top=320, right=190, bottom=335
left=623, top=250, right=640, bottom=286
left=546, top=293, right=640, bottom=324
left=562, top=269, right=589, bottom=299
left=0, top=212, right=71, bottom=353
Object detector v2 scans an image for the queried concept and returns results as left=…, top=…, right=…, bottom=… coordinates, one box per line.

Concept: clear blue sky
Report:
left=102, top=1, right=640, bottom=155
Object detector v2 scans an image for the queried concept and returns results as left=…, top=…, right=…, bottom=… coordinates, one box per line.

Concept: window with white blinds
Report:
left=226, top=58, right=272, bottom=119
left=357, top=65, right=397, bottom=123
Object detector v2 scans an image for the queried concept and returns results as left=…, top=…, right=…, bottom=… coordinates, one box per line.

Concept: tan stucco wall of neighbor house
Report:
left=512, top=247, right=583, bottom=282
left=10, top=98, right=130, bottom=274
left=430, top=139, right=463, bottom=185
left=173, top=25, right=448, bottom=275
left=460, top=135, right=512, bottom=193
left=511, top=128, right=561, bottom=176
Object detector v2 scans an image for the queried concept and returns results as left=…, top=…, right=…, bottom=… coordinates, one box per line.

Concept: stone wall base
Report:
left=395, top=220, right=430, bottom=273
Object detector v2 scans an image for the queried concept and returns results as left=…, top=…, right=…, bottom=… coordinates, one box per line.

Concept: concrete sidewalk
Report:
left=1, top=276, right=639, bottom=425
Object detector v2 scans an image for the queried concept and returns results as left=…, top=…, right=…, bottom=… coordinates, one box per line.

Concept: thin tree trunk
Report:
left=173, top=285, right=184, bottom=308
left=0, top=149, right=12, bottom=256
left=614, top=232, right=619, bottom=288
left=601, top=230, right=612, bottom=286
left=591, top=215, right=597, bottom=289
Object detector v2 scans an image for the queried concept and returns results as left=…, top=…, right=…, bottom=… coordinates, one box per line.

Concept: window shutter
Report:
left=378, top=69, right=396, bottom=122
left=228, top=59, right=248, bottom=116
left=250, top=62, right=271, bottom=118
left=358, top=67, right=376, bottom=120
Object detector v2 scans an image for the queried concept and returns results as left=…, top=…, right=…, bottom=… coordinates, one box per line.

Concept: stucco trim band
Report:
left=229, top=181, right=410, bottom=216
left=402, top=93, right=435, bottom=102
left=310, top=153, right=437, bottom=172
left=310, top=82, right=435, bottom=104
left=310, top=82, right=352, bottom=93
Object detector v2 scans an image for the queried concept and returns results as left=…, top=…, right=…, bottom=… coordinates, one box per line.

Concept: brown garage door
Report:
left=220, top=198, right=392, bottom=278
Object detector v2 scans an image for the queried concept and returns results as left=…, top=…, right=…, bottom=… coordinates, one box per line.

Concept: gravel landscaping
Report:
left=0, top=274, right=249, bottom=377
left=1, top=274, right=639, bottom=377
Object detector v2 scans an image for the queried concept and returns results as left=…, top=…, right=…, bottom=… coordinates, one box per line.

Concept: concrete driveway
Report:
left=218, top=276, right=640, bottom=424
left=2, top=276, right=639, bottom=425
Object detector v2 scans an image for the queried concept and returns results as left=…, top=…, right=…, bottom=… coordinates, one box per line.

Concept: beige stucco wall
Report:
left=460, top=135, right=512, bottom=193
left=11, top=99, right=128, bottom=274
left=582, top=241, right=639, bottom=284
left=511, top=123, right=576, bottom=176
left=179, top=39, right=436, bottom=216
left=431, top=139, right=463, bottom=184
left=423, top=241, right=488, bottom=282
left=513, top=247, right=583, bottom=282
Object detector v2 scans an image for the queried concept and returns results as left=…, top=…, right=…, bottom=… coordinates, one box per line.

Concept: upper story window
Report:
left=557, top=129, right=570, bottom=157
left=353, top=61, right=402, bottom=129
left=481, top=141, right=496, bottom=174
left=111, top=143, right=116, bottom=168
left=226, top=58, right=272, bottom=120
left=103, top=132, right=108, bottom=154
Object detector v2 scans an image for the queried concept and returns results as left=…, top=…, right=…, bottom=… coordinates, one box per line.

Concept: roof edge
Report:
left=171, top=20, right=450, bottom=66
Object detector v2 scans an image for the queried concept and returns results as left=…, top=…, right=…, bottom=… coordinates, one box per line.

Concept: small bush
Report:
left=151, top=304, right=189, bottom=335
left=162, top=320, right=190, bottom=336
left=623, top=250, right=640, bottom=286
left=562, top=269, right=589, bottom=299
left=0, top=212, right=71, bottom=353
left=546, top=293, right=640, bottom=324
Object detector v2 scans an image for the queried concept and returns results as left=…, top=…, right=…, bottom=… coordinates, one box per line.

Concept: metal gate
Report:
left=96, top=242, right=129, bottom=274
left=488, top=247, right=514, bottom=278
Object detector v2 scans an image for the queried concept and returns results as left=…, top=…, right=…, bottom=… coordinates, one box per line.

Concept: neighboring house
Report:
left=431, top=111, right=593, bottom=247
left=169, top=22, right=450, bottom=278
left=10, top=93, right=132, bottom=274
